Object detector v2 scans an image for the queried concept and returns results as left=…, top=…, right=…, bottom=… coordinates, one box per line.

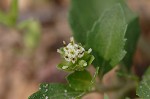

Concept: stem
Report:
left=95, top=83, right=123, bottom=92
left=95, top=73, right=138, bottom=99
left=112, top=78, right=138, bottom=99
left=98, top=66, right=104, bottom=82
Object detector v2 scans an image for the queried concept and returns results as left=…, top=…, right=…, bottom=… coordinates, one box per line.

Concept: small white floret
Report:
left=63, top=41, right=66, bottom=45
left=83, top=62, right=87, bottom=66
left=70, top=37, right=74, bottom=43
left=88, top=48, right=92, bottom=53
left=71, top=58, right=77, bottom=64
left=62, top=66, right=69, bottom=69
left=57, top=49, right=61, bottom=53
left=58, top=37, right=90, bottom=64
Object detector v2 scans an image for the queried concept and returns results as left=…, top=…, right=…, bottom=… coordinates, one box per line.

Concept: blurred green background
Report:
left=0, top=0, right=150, bottom=99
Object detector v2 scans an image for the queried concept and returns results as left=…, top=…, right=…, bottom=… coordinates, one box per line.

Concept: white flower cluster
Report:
left=57, top=37, right=92, bottom=65
left=63, top=37, right=85, bottom=64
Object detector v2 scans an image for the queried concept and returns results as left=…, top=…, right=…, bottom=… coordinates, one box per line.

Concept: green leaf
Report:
left=29, top=83, right=84, bottom=99
left=69, top=0, right=135, bottom=45
left=69, top=0, right=138, bottom=76
left=87, top=4, right=127, bottom=76
left=121, top=17, right=140, bottom=70
left=91, top=67, right=99, bottom=84
left=67, top=70, right=92, bottom=91
left=69, top=0, right=139, bottom=76
left=136, top=67, right=150, bottom=99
